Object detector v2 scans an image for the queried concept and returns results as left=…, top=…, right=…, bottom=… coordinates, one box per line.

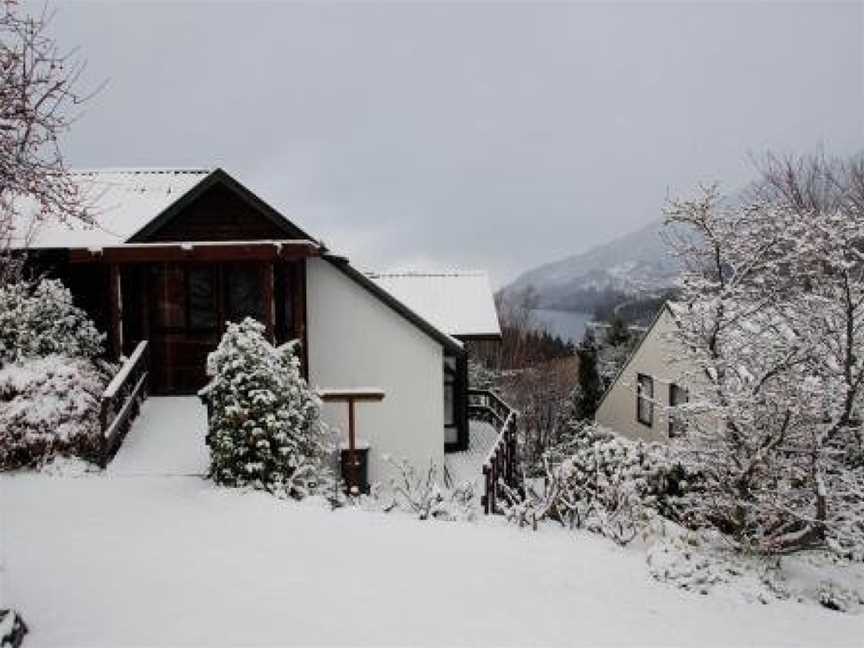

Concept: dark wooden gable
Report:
left=127, top=169, right=314, bottom=244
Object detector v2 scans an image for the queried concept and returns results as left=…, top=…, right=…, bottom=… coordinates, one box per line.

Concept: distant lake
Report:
left=530, top=309, right=593, bottom=343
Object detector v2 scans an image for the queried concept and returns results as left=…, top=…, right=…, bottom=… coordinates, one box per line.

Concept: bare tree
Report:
left=0, top=0, right=97, bottom=281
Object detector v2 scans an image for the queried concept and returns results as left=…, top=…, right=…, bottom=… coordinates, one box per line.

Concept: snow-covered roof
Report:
left=367, top=271, right=501, bottom=339
left=11, top=168, right=211, bottom=248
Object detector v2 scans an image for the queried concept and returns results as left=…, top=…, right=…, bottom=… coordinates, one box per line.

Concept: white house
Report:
left=12, top=167, right=505, bottom=487
left=595, top=303, right=694, bottom=443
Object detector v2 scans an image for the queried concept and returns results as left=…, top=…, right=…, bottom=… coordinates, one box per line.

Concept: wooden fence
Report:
left=98, top=340, right=150, bottom=467
left=468, top=389, right=518, bottom=515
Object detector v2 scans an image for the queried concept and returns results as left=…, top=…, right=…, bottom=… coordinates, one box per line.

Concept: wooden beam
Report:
left=108, top=265, right=123, bottom=360
left=263, top=261, right=275, bottom=341
left=318, top=389, right=386, bottom=403
left=69, top=240, right=320, bottom=265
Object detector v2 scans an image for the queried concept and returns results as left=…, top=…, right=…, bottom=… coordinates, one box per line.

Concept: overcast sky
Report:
left=46, top=1, right=863, bottom=287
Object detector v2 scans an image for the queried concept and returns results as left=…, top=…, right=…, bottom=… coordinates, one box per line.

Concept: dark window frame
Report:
left=668, top=382, right=688, bottom=437
left=636, top=373, right=654, bottom=427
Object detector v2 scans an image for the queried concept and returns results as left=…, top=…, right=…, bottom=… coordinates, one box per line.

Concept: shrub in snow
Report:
left=0, top=279, right=104, bottom=362
left=503, top=422, right=695, bottom=545
left=199, top=318, right=332, bottom=497
left=0, top=609, right=27, bottom=648
left=384, top=456, right=476, bottom=521
left=0, top=355, right=109, bottom=469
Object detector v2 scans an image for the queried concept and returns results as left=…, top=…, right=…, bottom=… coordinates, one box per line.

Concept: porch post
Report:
left=108, top=264, right=123, bottom=359
left=263, top=261, right=275, bottom=341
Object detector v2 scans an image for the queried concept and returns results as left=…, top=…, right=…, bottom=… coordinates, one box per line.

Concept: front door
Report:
left=149, top=263, right=221, bottom=394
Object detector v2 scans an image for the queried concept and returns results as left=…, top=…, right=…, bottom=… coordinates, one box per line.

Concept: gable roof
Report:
left=12, top=168, right=211, bottom=248
left=594, top=302, right=679, bottom=416
left=11, top=167, right=320, bottom=249
left=367, top=271, right=501, bottom=340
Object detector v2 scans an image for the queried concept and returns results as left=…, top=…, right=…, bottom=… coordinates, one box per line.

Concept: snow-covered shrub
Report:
left=0, top=355, right=110, bottom=469
left=0, top=609, right=27, bottom=648
left=504, top=422, right=696, bottom=545
left=0, top=279, right=104, bottom=362
left=384, top=456, right=476, bottom=521
left=199, top=318, right=332, bottom=497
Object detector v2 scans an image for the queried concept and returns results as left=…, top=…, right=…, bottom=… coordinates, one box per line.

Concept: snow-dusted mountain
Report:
left=502, top=219, right=680, bottom=310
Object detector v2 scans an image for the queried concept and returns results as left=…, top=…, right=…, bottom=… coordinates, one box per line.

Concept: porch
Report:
left=61, top=239, right=318, bottom=394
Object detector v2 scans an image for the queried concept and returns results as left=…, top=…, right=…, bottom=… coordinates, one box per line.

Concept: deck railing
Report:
left=468, top=389, right=518, bottom=515
left=98, top=340, right=150, bottom=467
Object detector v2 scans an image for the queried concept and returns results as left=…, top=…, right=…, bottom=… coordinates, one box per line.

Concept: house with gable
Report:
left=10, top=167, right=511, bottom=492
left=595, top=303, right=695, bottom=443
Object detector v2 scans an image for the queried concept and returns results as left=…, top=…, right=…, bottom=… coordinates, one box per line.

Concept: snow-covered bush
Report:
left=504, top=422, right=695, bottom=545
left=199, top=318, right=332, bottom=497
left=0, top=355, right=109, bottom=469
left=0, top=279, right=104, bottom=362
left=0, top=280, right=109, bottom=469
left=384, top=456, right=476, bottom=521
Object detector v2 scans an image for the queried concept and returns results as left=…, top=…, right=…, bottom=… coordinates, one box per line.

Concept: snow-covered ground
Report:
left=1, top=398, right=863, bottom=646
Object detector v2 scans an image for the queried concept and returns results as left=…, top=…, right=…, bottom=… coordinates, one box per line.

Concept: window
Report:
left=443, top=357, right=456, bottom=428
left=225, top=265, right=264, bottom=323
left=668, top=383, right=688, bottom=437
left=152, top=264, right=186, bottom=329
left=636, top=373, right=654, bottom=426
left=188, top=267, right=217, bottom=330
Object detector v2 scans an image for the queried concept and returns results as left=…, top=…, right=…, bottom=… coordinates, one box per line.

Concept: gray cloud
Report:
left=46, top=1, right=863, bottom=286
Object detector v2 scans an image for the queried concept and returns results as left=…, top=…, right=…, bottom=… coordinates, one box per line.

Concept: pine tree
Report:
left=199, top=318, right=331, bottom=496
left=575, top=330, right=602, bottom=419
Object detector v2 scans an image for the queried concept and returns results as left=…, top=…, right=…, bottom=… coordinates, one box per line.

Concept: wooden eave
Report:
left=68, top=239, right=320, bottom=264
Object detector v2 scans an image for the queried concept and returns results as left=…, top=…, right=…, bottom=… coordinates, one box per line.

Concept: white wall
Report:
left=305, top=258, right=445, bottom=485
left=595, top=308, right=696, bottom=443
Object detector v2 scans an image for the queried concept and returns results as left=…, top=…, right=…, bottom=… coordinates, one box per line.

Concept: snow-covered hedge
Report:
left=0, top=355, right=109, bottom=469
left=200, top=318, right=332, bottom=496
left=0, top=279, right=104, bottom=361
left=0, top=278, right=110, bottom=470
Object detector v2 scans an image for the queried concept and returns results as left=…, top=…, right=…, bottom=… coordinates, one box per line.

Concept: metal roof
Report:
left=10, top=168, right=211, bottom=249
left=367, top=271, right=501, bottom=339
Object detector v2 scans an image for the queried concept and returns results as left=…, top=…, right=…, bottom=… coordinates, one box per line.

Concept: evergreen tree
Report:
left=575, top=329, right=602, bottom=419
left=199, top=318, right=331, bottom=496
left=604, top=315, right=632, bottom=348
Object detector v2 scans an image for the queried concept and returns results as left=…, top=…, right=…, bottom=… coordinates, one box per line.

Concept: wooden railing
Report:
left=468, top=389, right=518, bottom=515
left=98, top=340, right=150, bottom=467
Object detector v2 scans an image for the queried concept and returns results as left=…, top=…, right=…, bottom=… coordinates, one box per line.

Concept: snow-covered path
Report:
left=2, top=469, right=863, bottom=647
left=107, top=397, right=208, bottom=476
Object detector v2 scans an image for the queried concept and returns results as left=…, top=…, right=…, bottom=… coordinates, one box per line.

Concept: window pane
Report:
left=637, top=374, right=653, bottom=426
left=669, top=383, right=688, bottom=437
left=189, top=268, right=217, bottom=330
left=444, top=382, right=455, bottom=426
left=153, top=264, right=185, bottom=328
left=226, top=266, right=264, bottom=323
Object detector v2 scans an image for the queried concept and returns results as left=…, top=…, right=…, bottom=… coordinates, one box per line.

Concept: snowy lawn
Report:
left=2, top=398, right=863, bottom=646
left=2, top=474, right=863, bottom=647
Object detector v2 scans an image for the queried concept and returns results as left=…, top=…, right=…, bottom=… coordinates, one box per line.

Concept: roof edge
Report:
left=593, top=301, right=678, bottom=417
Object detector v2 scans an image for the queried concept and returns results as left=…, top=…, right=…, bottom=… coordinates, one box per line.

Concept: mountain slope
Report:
left=502, top=219, right=679, bottom=310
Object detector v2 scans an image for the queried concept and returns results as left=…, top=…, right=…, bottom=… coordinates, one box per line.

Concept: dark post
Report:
left=108, top=264, right=123, bottom=359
